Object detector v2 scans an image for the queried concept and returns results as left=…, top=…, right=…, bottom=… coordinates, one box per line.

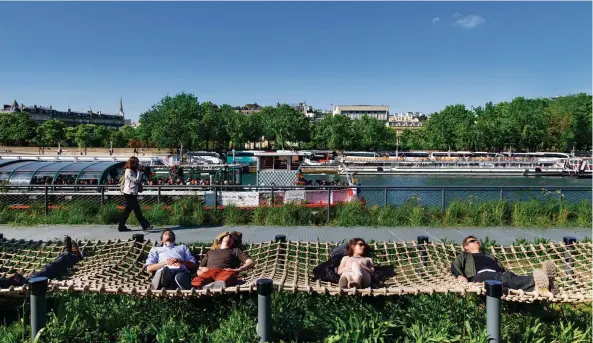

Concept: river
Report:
left=241, top=173, right=591, bottom=207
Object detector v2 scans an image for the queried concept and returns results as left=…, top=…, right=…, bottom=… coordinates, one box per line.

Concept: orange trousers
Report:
left=191, top=268, right=238, bottom=288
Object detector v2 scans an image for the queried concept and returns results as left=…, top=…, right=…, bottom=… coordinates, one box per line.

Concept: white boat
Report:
left=301, top=150, right=338, bottom=166
left=185, top=151, right=224, bottom=165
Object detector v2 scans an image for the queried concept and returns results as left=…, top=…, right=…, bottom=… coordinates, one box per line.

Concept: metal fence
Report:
left=0, top=185, right=590, bottom=215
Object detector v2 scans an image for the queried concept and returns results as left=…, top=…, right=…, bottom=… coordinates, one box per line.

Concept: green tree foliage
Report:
left=0, top=93, right=589, bottom=152
left=35, top=120, right=66, bottom=147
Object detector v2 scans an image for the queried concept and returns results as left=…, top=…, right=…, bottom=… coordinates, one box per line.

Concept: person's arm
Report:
left=125, top=169, right=142, bottom=184
left=451, top=253, right=467, bottom=282
left=224, top=249, right=255, bottom=273
left=362, top=259, right=375, bottom=274
left=145, top=249, right=166, bottom=274
left=197, top=252, right=209, bottom=275
left=179, top=245, right=197, bottom=270
left=337, top=256, right=348, bottom=275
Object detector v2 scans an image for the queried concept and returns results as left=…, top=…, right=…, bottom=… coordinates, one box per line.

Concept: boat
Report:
left=205, top=150, right=357, bottom=208
left=338, top=151, right=570, bottom=176
left=301, top=150, right=338, bottom=166
left=185, top=151, right=224, bottom=165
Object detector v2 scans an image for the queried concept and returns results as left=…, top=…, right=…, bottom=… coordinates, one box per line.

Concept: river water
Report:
left=241, top=173, right=591, bottom=207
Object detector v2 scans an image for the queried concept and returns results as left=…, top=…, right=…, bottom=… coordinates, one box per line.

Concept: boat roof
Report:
left=252, top=150, right=300, bottom=157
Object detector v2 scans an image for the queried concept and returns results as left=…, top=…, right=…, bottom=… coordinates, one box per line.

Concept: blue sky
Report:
left=1, top=1, right=591, bottom=121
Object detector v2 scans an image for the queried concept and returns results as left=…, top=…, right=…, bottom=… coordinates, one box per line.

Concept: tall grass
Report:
left=0, top=199, right=590, bottom=228
left=0, top=292, right=589, bottom=343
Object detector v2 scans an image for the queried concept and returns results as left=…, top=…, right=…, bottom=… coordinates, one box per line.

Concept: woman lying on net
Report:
left=337, top=238, right=375, bottom=289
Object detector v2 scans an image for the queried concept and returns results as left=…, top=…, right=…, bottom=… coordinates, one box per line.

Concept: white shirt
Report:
left=123, top=169, right=143, bottom=195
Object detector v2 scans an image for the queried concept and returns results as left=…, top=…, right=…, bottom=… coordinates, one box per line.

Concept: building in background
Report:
left=386, top=111, right=423, bottom=135
left=1, top=99, right=125, bottom=128
left=235, top=103, right=263, bottom=115
left=333, top=105, right=390, bottom=121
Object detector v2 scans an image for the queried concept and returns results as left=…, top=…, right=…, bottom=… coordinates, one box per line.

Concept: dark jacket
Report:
left=450, top=251, right=505, bottom=280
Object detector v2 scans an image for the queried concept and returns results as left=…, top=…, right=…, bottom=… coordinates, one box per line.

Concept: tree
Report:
left=74, top=124, right=96, bottom=150
left=35, top=120, right=66, bottom=147
left=139, top=92, right=201, bottom=150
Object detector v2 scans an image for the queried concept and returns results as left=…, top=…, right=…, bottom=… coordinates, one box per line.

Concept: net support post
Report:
left=257, top=279, right=273, bottom=343
left=417, top=236, right=429, bottom=273
left=132, top=234, right=144, bottom=243
left=275, top=235, right=287, bottom=274
left=44, top=187, right=49, bottom=217
left=563, top=236, right=576, bottom=281
left=29, top=276, right=49, bottom=342
left=485, top=280, right=503, bottom=343
left=441, top=189, right=446, bottom=212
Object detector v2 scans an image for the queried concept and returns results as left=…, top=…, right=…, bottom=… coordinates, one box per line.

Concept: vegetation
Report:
left=1, top=93, right=591, bottom=153
left=0, top=199, right=590, bottom=228
left=0, top=290, right=590, bottom=342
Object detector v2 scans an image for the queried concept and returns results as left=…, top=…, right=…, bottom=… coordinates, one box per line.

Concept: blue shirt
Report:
left=145, top=244, right=197, bottom=271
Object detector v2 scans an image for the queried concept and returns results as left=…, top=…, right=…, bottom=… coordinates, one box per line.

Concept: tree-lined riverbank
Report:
left=1, top=93, right=591, bottom=153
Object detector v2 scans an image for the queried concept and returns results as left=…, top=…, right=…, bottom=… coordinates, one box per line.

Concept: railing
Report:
left=0, top=185, right=590, bottom=222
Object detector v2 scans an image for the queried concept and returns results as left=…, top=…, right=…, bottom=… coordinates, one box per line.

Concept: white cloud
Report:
left=453, top=14, right=486, bottom=29
left=432, top=17, right=441, bottom=24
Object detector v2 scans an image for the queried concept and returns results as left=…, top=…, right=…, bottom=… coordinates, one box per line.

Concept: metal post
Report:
left=499, top=188, right=504, bottom=202
left=157, top=186, right=161, bottom=205
left=327, top=188, right=331, bottom=223
left=384, top=188, right=388, bottom=206
left=485, top=280, right=503, bottom=343
left=100, top=186, right=105, bottom=206
left=441, top=189, right=446, bottom=212
left=29, top=276, right=48, bottom=342
left=275, top=235, right=287, bottom=274
left=257, top=279, right=273, bottom=343
left=417, top=236, right=429, bottom=273
left=214, top=186, right=218, bottom=209
left=563, top=236, right=576, bottom=281
left=44, top=187, right=49, bottom=217
left=270, top=186, right=274, bottom=208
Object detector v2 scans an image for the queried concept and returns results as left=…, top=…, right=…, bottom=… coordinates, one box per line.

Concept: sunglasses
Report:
left=466, top=239, right=478, bottom=245
left=356, top=242, right=366, bottom=247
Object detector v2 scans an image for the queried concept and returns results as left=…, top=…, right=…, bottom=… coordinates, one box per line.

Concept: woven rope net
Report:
left=0, top=238, right=590, bottom=303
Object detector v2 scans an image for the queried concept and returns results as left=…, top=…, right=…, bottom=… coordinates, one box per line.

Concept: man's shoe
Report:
left=118, top=226, right=132, bottom=232
left=11, top=273, right=28, bottom=286
left=533, top=269, right=552, bottom=296
left=151, top=267, right=173, bottom=290
left=63, top=236, right=73, bottom=254
left=174, top=272, right=192, bottom=290
left=70, top=239, right=84, bottom=260
left=339, top=275, right=348, bottom=289
left=542, top=260, right=558, bottom=295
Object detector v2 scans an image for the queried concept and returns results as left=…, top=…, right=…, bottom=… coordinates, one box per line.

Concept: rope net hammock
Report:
left=0, top=237, right=590, bottom=303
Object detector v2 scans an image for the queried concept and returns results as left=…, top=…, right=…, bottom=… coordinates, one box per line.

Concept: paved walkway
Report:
left=0, top=225, right=588, bottom=244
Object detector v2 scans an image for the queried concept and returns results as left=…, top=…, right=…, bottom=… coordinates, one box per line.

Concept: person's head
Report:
left=160, top=229, right=176, bottom=245
left=347, top=238, right=370, bottom=257
left=125, top=156, right=140, bottom=171
left=462, top=236, right=480, bottom=253
left=213, top=231, right=242, bottom=250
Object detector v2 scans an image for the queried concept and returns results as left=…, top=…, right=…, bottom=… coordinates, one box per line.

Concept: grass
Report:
left=0, top=199, right=590, bottom=228
left=0, top=292, right=590, bottom=343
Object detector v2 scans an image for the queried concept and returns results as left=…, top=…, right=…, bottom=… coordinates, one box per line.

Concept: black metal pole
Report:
left=257, top=279, right=273, bottom=343
left=270, top=186, right=274, bottom=208
left=44, top=187, right=48, bottom=217
left=485, top=280, right=503, bottom=343
left=441, top=189, right=446, bottom=212
left=157, top=186, right=161, bottom=205
left=29, top=276, right=49, bottom=342
left=563, top=236, right=576, bottom=281
left=327, top=188, right=331, bottom=223
left=100, top=186, right=105, bottom=206
left=417, top=236, right=429, bottom=273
